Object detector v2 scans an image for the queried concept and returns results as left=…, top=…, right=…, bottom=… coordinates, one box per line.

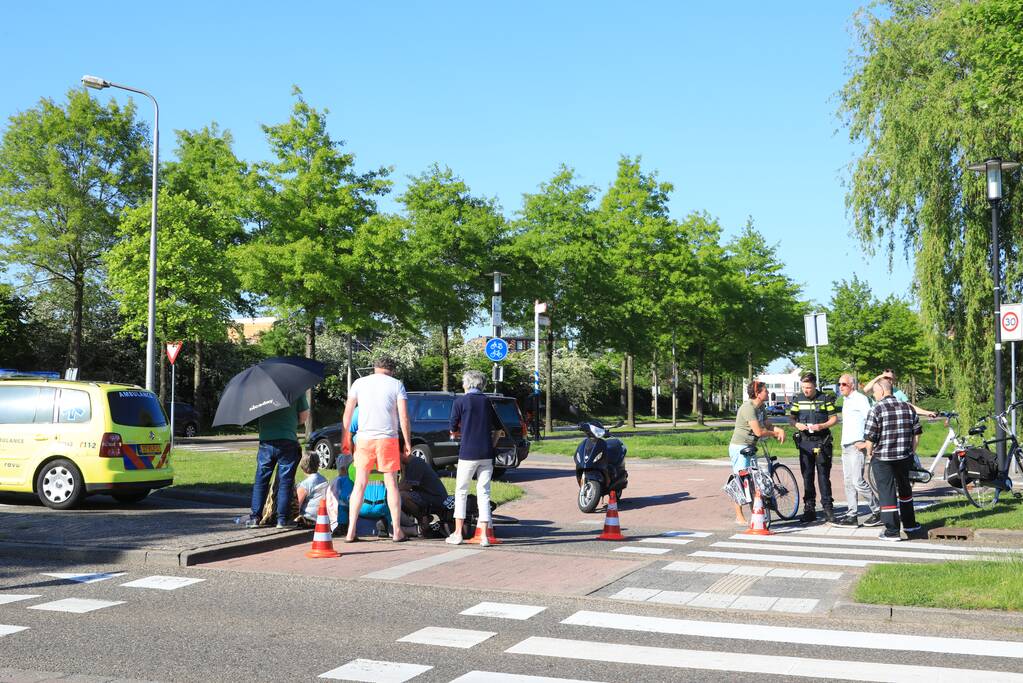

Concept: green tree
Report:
left=839, top=0, right=1023, bottom=422
left=0, top=88, right=150, bottom=371
left=398, top=165, right=506, bottom=390
left=234, top=88, right=390, bottom=429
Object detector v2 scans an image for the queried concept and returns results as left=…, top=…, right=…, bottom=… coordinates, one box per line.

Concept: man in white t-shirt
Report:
left=340, top=355, right=412, bottom=542
left=835, top=373, right=880, bottom=527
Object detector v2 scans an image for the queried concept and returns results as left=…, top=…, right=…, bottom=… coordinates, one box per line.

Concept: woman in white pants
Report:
left=446, top=370, right=504, bottom=546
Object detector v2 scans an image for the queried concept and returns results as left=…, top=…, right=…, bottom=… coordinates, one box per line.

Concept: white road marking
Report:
left=0, top=625, right=29, bottom=637
left=660, top=530, right=713, bottom=538
left=730, top=532, right=1021, bottom=554
left=397, top=627, right=496, bottom=649
left=363, top=549, right=481, bottom=580
left=120, top=576, right=205, bottom=590
left=561, top=610, right=1023, bottom=659
left=638, top=538, right=693, bottom=546
left=0, top=595, right=39, bottom=605
left=690, top=550, right=871, bottom=567
left=450, top=672, right=604, bottom=683
left=609, top=589, right=817, bottom=613
left=663, top=561, right=842, bottom=580
left=611, top=546, right=670, bottom=555
left=506, top=636, right=1022, bottom=682
left=713, top=540, right=992, bottom=562
left=575, top=520, right=605, bottom=525
left=42, top=571, right=126, bottom=584
left=318, top=658, right=431, bottom=682
left=460, top=602, right=547, bottom=620
left=29, top=598, right=125, bottom=614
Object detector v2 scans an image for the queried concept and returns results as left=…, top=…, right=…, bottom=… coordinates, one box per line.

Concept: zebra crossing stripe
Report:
left=506, top=636, right=1023, bottom=682
left=612, top=546, right=670, bottom=555
left=449, top=672, right=605, bottom=683
left=712, top=540, right=993, bottom=562
left=560, top=610, right=1023, bottom=659
left=397, top=627, right=496, bottom=649
left=660, top=530, right=713, bottom=538
left=318, top=658, right=431, bottom=681
left=28, top=598, right=124, bottom=614
left=638, top=538, right=693, bottom=546
left=690, top=550, right=871, bottom=567
left=730, top=532, right=1022, bottom=555
left=460, top=602, right=547, bottom=620
left=0, top=625, right=28, bottom=637
left=0, top=595, right=39, bottom=605
left=42, top=572, right=126, bottom=584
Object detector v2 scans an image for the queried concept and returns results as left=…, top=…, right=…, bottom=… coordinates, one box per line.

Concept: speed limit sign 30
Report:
left=1002, top=303, right=1023, bottom=342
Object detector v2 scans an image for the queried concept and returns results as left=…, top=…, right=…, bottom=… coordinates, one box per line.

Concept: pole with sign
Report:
left=803, top=313, right=828, bottom=383
left=166, top=341, right=183, bottom=447
left=1001, top=303, right=1022, bottom=471
left=489, top=272, right=505, bottom=391
left=533, top=301, right=548, bottom=440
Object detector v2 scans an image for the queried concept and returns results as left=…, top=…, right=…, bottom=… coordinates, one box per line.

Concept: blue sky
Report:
left=1, top=1, right=911, bottom=314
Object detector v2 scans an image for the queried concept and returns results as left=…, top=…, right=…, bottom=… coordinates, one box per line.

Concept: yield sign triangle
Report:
left=166, top=341, right=183, bottom=365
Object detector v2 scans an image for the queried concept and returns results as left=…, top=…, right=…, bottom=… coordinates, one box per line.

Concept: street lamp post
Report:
left=82, top=75, right=159, bottom=393
left=968, top=157, right=1020, bottom=483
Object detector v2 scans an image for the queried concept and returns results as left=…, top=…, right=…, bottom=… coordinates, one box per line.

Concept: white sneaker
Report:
left=479, top=534, right=491, bottom=548
left=445, top=533, right=463, bottom=545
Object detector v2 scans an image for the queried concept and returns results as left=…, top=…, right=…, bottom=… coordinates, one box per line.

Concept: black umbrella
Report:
left=212, top=356, right=326, bottom=427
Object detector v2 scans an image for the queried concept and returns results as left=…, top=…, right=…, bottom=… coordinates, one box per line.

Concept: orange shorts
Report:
left=354, top=437, right=401, bottom=474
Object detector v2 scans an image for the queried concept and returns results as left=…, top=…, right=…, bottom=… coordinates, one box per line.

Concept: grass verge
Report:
left=167, top=450, right=523, bottom=506
left=854, top=557, right=1023, bottom=611
left=915, top=494, right=1023, bottom=530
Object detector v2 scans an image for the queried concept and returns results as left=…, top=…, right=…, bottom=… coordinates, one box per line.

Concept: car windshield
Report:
left=108, top=390, right=168, bottom=428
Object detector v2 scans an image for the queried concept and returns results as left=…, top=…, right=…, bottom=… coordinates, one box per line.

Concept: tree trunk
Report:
left=193, top=338, right=203, bottom=428
left=441, top=325, right=450, bottom=392
left=545, top=326, right=554, bottom=433
left=671, top=341, right=678, bottom=428
left=158, top=351, right=167, bottom=405
left=651, top=350, right=659, bottom=420
left=747, top=351, right=753, bottom=385
left=696, top=346, right=705, bottom=426
left=304, top=318, right=315, bottom=436
left=621, top=351, right=630, bottom=427
left=691, top=372, right=698, bottom=418
left=620, top=356, right=627, bottom=419
left=67, top=274, right=84, bottom=374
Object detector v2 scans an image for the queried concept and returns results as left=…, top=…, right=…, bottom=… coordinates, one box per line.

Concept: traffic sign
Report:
left=485, top=337, right=509, bottom=362
left=166, top=341, right=183, bottom=365
left=804, top=313, right=829, bottom=347
left=1002, top=304, right=1023, bottom=342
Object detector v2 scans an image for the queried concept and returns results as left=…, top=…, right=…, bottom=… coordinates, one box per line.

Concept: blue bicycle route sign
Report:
left=485, top=337, right=509, bottom=362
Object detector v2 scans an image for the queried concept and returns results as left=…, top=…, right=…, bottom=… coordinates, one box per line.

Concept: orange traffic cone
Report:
left=467, top=524, right=502, bottom=545
left=597, top=490, right=626, bottom=541
left=744, top=490, right=772, bottom=536
left=305, top=498, right=340, bottom=558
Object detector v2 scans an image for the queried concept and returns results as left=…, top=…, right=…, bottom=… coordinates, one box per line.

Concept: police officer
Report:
left=788, top=372, right=838, bottom=523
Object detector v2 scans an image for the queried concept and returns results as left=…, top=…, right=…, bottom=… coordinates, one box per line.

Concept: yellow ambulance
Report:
left=0, top=378, right=173, bottom=508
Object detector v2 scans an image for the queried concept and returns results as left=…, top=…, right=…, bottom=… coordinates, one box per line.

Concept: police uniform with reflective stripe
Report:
left=789, top=391, right=838, bottom=513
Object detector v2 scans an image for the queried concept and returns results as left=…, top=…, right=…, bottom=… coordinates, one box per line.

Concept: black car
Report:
left=166, top=402, right=200, bottom=437
left=307, top=391, right=530, bottom=476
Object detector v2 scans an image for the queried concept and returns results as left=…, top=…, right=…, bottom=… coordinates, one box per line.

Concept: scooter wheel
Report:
left=578, top=480, right=602, bottom=513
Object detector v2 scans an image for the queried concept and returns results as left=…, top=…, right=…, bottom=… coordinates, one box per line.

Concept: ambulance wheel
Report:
left=36, top=459, right=85, bottom=510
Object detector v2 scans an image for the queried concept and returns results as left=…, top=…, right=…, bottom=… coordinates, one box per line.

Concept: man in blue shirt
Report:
left=446, top=370, right=504, bottom=546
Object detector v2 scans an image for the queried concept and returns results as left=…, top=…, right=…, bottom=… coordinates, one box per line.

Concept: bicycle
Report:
left=951, top=401, right=1023, bottom=509
left=724, top=439, right=800, bottom=525
left=864, top=411, right=960, bottom=496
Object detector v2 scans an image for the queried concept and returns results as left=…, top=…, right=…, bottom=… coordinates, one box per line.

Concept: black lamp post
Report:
left=968, top=157, right=1020, bottom=482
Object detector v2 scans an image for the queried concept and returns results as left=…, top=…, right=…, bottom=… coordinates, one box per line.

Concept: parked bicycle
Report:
left=723, top=439, right=800, bottom=526
left=864, top=411, right=957, bottom=496
left=949, top=401, right=1023, bottom=509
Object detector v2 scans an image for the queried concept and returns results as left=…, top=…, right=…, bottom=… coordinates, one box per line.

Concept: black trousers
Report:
left=797, top=434, right=833, bottom=510
left=870, top=457, right=916, bottom=534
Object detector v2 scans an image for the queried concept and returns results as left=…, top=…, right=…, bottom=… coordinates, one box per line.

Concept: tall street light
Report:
left=82, top=75, right=159, bottom=393
left=968, top=157, right=1020, bottom=483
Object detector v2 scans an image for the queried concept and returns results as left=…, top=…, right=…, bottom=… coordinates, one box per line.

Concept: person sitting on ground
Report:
left=399, top=450, right=450, bottom=530
left=294, top=452, right=328, bottom=526
left=729, top=380, right=786, bottom=524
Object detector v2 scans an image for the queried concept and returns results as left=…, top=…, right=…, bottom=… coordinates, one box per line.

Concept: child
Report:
left=295, top=452, right=328, bottom=525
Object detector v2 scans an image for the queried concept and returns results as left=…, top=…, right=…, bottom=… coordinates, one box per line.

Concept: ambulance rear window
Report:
left=107, top=391, right=167, bottom=427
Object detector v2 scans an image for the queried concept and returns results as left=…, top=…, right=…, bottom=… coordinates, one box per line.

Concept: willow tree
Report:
left=839, top=0, right=1023, bottom=422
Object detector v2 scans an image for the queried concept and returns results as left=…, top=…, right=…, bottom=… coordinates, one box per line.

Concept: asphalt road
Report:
left=2, top=554, right=1023, bottom=682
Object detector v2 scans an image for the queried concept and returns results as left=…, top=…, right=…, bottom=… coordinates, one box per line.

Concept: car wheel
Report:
left=183, top=423, right=198, bottom=438
left=578, top=480, right=601, bottom=513
left=313, top=439, right=336, bottom=470
left=112, top=489, right=150, bottom=504
left=411, top=443, right=434, bottom=467
left=36, top=458, right=86, bottom=510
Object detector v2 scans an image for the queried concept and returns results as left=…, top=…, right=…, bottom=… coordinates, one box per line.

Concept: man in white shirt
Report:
left=340, top=355, right=412, bottom=543
left=835, top=374, right=880, bottom=527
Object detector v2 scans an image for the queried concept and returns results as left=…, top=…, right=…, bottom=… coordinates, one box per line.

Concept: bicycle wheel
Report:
left=770, top=464, right=800, bottom=520
left=960, top=458, right=1001, bottom=509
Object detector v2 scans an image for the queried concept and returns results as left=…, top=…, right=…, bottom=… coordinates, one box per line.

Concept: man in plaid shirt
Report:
left=863, top=378, right=922, bottom=541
